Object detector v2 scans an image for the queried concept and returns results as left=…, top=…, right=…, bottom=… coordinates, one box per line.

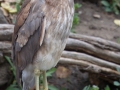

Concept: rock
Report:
left=93, top=14, right=101, bottom=19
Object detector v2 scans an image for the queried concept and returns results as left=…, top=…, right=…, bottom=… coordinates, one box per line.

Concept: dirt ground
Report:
left=48, top=1, right=120, bottom=90
left=75, top=1, right=120, bottom=42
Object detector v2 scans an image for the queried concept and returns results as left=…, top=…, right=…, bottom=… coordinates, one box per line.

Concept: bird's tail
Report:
left=22, top=64, right=35, bottom=90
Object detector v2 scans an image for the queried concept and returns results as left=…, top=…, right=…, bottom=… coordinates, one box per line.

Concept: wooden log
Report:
left=62, top=51, right=120, bottom=69
left=59, top=57, right=120, bottom=78
left=66, top=38, right=120, bottom=64
left=0, top=24, right=14, bottom=41
left=0, top=52, right=4, bottom=64
left=0, top=41, right=11, bottom=54
left=0, top=24, right=120, bottom=79
left=69, top=33, right=120, bottom=50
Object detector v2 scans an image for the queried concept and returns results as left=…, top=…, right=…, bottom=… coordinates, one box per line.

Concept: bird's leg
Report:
left=34, top=69, right=40, bottom=90
left=43, top=71, right=48, bottom=90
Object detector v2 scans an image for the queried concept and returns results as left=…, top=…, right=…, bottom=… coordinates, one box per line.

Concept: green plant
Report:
left=101, top=0, right=120, bottom=15
left=113, top=67, right=120, bottom=87
left=5, top=56, right=58, bottom=90
left=5, top=56, right=21, bottom=90
left=71, top=3, right=82, bottom=33
left=16, top=0, right=23, bottom=12
left=83, top=85, right=99, bottom=90
left=83, top=85, right=110, bottom=90
left=117, top=38, right=120, bottom=43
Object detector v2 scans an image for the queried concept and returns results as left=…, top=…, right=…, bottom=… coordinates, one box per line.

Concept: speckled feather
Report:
left=12, top=0, right=74, bottom=89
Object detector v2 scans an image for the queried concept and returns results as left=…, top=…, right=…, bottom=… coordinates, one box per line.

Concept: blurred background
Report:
left=0, top=0, right=120, bottom=90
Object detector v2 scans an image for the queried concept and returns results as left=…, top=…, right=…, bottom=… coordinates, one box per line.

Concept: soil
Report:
left=75, top=1, right=120, bottom=42
left=48, top=1, right=120, bottom=90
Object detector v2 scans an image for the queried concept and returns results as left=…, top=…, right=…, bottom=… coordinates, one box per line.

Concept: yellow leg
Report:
left=43, top=71, right=48, bottom=90
left=34, top=69, right=40, bottom=90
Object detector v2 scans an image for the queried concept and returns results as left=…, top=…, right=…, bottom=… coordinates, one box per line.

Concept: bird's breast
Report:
left=33, top=0, right=74, bottom=70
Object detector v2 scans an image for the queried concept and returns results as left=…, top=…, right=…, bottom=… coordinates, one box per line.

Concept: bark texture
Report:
left=0, top=24, right=120, bottom=83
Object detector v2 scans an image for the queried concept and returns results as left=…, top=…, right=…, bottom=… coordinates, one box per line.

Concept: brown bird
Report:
left=12, top=0, right=74, bottom=90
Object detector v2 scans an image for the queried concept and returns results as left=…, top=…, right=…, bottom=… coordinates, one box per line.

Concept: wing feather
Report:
left=12, top=0, right=45, bottom=84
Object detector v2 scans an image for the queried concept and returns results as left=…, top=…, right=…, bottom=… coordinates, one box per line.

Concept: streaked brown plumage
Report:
left=12, top=0, right=74, bottom=90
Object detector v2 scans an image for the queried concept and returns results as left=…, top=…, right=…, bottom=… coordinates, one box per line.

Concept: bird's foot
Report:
left=34, top=69, right=40, bottom=75
left=34, top=69, right=40, bottom=90
left=44, top=88, right=48, bottom=90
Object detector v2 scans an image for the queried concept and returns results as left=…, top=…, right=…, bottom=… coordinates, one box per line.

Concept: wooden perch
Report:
left=59, top=57, right=120, bottom=78
left=66, top=38, right=120, bottom=64
left=62, top=51, right=120, bottom=69
left=0, top=24, right=14, bottom=41
left=0, top=41, right=11, bottom=53
left=0, top=24, right=120, bottom=80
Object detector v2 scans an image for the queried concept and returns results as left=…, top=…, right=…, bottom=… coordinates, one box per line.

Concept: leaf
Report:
left=83, top=85, right=91, bottom=90
left=113, top=81, right=120, bottom=86
left=1, top=2, right=17, bottom=13
left=5, top=56, right=16, bottom=77
left=101, top=0, right=110, bottom=7
left=16, top=3, right=21, bottom=12
left=104, top=85, right=110, bottom=90
left=6, top=84, right=20, bottom=90
left=92, top=85, right=99, bottom=90
left=48, top=85, right=58, bottom=90
left=74, top=3, right=82, bottom=10
left=56, top=66, right=71, bottom=78
left=16, top=0, right=21, bottom=3
left=116, top=67, right=120, bottom=72
left=105, top=7, right=112, bottom=12
left=46, top=68, right=56, bottom=77
left=73, top=13, right=79, bottom=25
left=61, top=87, right=67, bottom=90
left=114, top=19, right=120, bottom=26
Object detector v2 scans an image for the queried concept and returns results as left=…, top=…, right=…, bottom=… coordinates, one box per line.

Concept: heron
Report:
left=12, top=0, right=74, bottom=90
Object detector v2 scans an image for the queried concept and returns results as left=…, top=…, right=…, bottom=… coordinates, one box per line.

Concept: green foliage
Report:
left=46, top=68, right=56, bottom=77
left=117, top=38, right=120, bottom=43
left=116, top=67, right=120, bottom=72
left=48, top=85, right=58, bottom=90
left=71, top=3, right=82, bottom=33
left=5, top=56, right=21, bottom=90
left=83, top=85, right=110, bottom=90
left=114, top=81, right=120, bottom=86
left=83, top=85, right=99, bottom=90
left=15, top=0, right=23, bottom=12
left=101, top=0, right=120, bottom=15
left=104, top=85, right=110, bottom=90
left=74, top=3, right=82, bottom=10
left=5, top=56, right=16, bottom=77
left=113, top=67, right=120, bottom=87
left=5, top=56, right=58, bottom=90
left=6, top=82, right=21, bottom=90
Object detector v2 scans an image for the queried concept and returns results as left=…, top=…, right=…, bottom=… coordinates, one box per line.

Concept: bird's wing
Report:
left=12, top=0, right=45, bottom=84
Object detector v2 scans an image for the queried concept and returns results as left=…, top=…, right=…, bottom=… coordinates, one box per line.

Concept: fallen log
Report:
left=0, top=41, right=11, bottom=54
left=0, top=24, right=120, bottom=80
left=59, top=57, right=120, bottom=78
left=62, top=51, right=120, bottom=69
left=66, top=38, right=120, bottom=64
left=0, top=24, right=14, bottom=41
